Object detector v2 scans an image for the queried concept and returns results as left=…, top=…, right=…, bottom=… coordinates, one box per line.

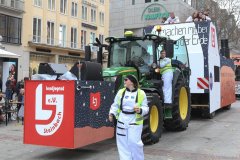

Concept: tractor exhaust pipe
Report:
left=85, top=45, right=91, bottom=61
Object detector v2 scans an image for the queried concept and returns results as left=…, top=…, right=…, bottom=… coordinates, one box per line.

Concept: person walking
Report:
left=109, top=75, right=149, bottom=160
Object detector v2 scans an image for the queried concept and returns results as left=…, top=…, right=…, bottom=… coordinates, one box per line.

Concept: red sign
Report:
left=24, top=81, right=75, bottom=148
left=90, top=92, right=101, bottom=110
left=211, top=27, right=216, bottom=48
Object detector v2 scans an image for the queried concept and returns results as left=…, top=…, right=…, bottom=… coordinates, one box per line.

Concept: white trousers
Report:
left=162, top=71, right=173, bottom=104
left=116, top=114, right=144, bottom=160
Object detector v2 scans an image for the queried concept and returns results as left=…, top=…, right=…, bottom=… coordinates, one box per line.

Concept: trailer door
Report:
left=208, top=22, right=221, bottom=113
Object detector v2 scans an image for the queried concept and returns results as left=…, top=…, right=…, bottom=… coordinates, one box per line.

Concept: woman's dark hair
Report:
left=126, top=75, right=139, bottom=88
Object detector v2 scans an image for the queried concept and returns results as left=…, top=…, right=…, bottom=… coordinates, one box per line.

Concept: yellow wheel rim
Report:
left=179, top=87, right=188, bottom=120
left=150, top=105, right=159, bottom=133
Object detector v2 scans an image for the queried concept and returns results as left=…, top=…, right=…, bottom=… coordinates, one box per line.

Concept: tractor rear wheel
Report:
left=164, top=74, right=191, bottom=131
left=142, top=94, right=163, bottom=144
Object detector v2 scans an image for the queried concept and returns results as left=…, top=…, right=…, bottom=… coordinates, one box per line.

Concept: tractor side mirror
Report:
left=165, top=40, right=174, bottom=59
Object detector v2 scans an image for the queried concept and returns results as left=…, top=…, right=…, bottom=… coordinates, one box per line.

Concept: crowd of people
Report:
left=161, top=9, right=211, bottom=24
left=0, top=75, right=28, bottom=123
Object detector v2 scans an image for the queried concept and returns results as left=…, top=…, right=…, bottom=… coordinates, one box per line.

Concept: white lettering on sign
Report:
left=35, top=84, right=64, bottom=136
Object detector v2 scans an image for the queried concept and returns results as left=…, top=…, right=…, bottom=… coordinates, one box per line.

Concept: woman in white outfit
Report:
left=109, top=75, right=149, bottom=160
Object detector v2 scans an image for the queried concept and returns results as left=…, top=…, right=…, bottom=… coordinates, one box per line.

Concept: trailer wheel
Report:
left=142, top=95, right=163, bottom=144
left=201, top=110, right=215, bottom=119
left=223, top=104, right=231, bottom=110
left=164, top=74, right=191, bottom=131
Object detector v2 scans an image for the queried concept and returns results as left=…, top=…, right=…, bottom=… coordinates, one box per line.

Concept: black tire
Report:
left=223, top=104, right=231, bottom=110
left=142, top=94, right=163, bottom=145
left=201, top=109, right=215, bottom=119
left=164, top=74, right=191, bottom=131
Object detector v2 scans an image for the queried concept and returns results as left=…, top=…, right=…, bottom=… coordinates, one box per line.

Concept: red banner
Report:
left=24, top=81, right=75, bottom=148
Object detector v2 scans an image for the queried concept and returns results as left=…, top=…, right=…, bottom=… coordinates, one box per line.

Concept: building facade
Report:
left=21, top=0, right=109, bottom=78
left=0, top=0, right=24, bottom=92
left=109, top=0, right=194, bottom=37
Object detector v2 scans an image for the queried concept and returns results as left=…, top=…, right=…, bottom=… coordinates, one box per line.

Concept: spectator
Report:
left=186, top=11, right=199, bottom=22
left=16, top=79, right=24, bottom=96
left=198, top=12, right=204, bottom=20
left=18, top=88, right=24, bottom=124
left=200, top=14, right=207, bottom=21
left=204, top=9, right=211, bottom=21
left=164, top=12, right=180, bottom=24
left=161, top=17, right=167, bottom=24
left=0, top=74, right=2, bottom=92
left=0, top=92, right=5, bottom=122
left=5, top=75, right=14, bottom=100
left=16, top=77, right=28, bottom=113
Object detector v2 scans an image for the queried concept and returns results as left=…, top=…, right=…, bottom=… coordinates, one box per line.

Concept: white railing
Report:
left=0, top=0, right=24, bottom=12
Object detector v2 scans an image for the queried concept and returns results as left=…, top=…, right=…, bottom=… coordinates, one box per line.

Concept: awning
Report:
left=0, top=48, right=21, bottom=58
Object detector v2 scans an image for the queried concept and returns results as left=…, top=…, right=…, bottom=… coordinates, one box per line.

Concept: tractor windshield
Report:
left=157, top=37, right=189, bottom=67
left=173, top=37, right=190, bottom=67
left=109, top=40, right=154, bottom=70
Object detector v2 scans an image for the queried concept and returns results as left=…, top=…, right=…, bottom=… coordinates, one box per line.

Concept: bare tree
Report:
left=208, top=0, right=240, bottom=49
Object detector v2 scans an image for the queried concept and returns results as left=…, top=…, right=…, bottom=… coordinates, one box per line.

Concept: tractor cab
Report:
left=104, top=31, right=190, bottom=93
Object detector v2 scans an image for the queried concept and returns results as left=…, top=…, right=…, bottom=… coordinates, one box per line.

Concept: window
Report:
left=90, top=32, right=96, bottom=43
left=91, top=8, right=96, bottom=23
left=34, top=0, right=42, bottom=7
left=71, top=27, right=77, bottom=48
left=10, top=0, right=15, bottom=7
left=59, top=24, right=66, bottom=47
left=48, top=0, right=55, bottom=10
left=100, top=0, right=104, bottom=4
left=145, top=0, right=151, bottom=3
left=0, top=14, right=22, bottom=44
left=71, top=2, right=78, bottom=17
left=33, top=18, right=41, bottom=43
left=60, top=0, right=67, bottom=14
left=132, top=0, right=135, bottom=5
left=0, top=0, right=5, bottom=5
left=99, top=12, right=104, bottom=26
left=47, top=21, right=54, bottom=45
left=99, top=34, right=104, bottom=44
left=0, top=14, right=6, bottom=42
left=82, top=6, right=87, bottom=20
left=81, top=30, right=86, bottom=49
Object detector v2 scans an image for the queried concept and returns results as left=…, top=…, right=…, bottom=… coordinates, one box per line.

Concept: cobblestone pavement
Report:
left=0, top=100, right=240, bottom=160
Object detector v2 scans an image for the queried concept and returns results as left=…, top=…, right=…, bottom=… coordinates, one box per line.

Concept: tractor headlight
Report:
left=151, top=63, right=157, bottom=69
left=104, top=76, right=118, bottom=82
left=110, top=76, right=117, bottom=82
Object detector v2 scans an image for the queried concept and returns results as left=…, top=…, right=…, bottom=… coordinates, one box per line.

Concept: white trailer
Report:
left=144, top=21, right=236, bottom=117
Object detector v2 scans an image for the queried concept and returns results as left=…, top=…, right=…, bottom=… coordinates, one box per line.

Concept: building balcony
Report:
left=0, top=0, right=24, bottom=13
left=28, top=35, right=88, bottom=54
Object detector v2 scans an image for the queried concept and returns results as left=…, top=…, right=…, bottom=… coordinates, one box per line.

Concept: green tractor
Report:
left=93, top=31, right=191, bottom=144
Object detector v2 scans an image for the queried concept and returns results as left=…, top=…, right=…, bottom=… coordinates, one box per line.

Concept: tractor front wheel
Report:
left=142, top=94, right=163, bottom=144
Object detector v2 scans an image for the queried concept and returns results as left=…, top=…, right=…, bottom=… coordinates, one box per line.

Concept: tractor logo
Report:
left=211, top=27, right=216, bottom=48
left=35, top=84, right=64, bottom=136
left=90, top=92, right=101, bottom=110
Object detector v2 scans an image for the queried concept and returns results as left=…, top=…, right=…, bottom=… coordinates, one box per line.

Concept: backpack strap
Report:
left=119, top=89, right=126, bottom=111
